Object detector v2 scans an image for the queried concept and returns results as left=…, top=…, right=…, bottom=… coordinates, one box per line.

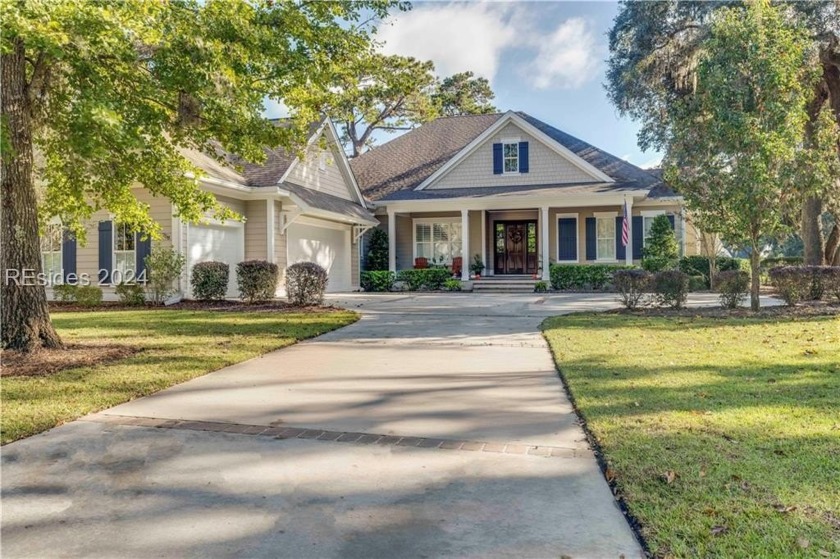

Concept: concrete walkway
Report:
left=2, top=293, right=655, bottom=558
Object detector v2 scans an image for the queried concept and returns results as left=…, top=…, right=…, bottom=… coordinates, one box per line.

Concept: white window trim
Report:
left=113, top=222, right=137, bottom=285
left=594, top=212, right=618, bottom=262
left=555, top=213, right=579, bottom=263
left=412, top=217, right=462, bottom=265
left=40, top=221, right=63, bottom=285
left=501, top=138, right=520, bottom=174
left=640, top=210, right=666, bottom=249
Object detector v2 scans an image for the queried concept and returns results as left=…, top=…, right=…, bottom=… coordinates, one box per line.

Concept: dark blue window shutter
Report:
left=667, top=215, right=676, bottom=229
left=62, top=229, right=77, bottom=284
left=98, top=220, right=113, bottom=284
left=585, top=218, right=596, bottom=261
left=135, top=232, right=152, bottom=283
left=558, top=218, right=577, bottom=261
left=615, top=216, right=626, bottom=261
left=632, top=216, right=644, bottom=260
left=518, top=141, right=529, bottom=173
left=492, top=143, right=503, bottom=174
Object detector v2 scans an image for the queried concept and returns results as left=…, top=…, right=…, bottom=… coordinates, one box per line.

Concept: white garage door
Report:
left=188, top=222, right=244, bottom=298
left=288, top=221, right=351, bottom=292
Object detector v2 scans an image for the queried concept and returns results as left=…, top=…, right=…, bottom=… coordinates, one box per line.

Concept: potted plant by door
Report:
left=470, top=254, right=484, bottom=280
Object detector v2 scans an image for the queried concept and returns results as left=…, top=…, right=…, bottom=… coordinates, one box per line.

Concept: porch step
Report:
left=472, top=278, right=539, bottom=293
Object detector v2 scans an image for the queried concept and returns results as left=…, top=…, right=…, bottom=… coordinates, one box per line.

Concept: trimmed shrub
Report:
left=53, top=283, right=78, bottom=302
left=144, top=246, right=185, bottom=303
left=549, top=264, right=634, bottom=291
left=444, top=278, right=462, bottom=292
left=642, top=256, right=676, bottom=273
left=678, top=256, right=750, bottom=288
left=285, top=262, right=328, bottom=306
left=807, top=266, right=833, bottom=300
left=360, top=270, right=395, bottom=292
left=365, top=228, right=389, bottom=271
left=688, top=275, right=707, bottom=292
left=534, top=280, right=549, bottom=293
left=115, top=282, right=145, bottom=305
left=192, top=261, right=230, bottom=300
left=652, top=270, right=689, bottom=309
left=768, top=266, right=810, bottom=306
left=76, top=285, right=103, bottom=307
left=760, top=256, right=804, bottom=274
left=237, top=260, right=279, bottom=302
left=396, top=268, right=452, bottom=291
left=716, top=270, right=749, bottom=309
left=613, top=269, right=651, bottom=310
left=824, top=267, right=840, bottom=302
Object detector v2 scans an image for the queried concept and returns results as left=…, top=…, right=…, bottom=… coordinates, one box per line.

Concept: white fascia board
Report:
left=324, top=119, right=367, bottom=206
left=376, top=193, right=649, bottom=214
left=414, top=110, right=614, bottom=191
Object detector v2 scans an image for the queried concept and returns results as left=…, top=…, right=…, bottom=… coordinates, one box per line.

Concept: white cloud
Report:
left=376, top=2, right=601, bottom=90
left=639, top=156, right=663, bottom=169
left=377, top=2, right=518, bottom=81
left=528, top=18, right=602, bottom=90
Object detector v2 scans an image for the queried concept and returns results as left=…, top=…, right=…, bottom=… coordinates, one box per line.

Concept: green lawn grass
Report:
left=542, top=313, right=840, bottom=558
left=1, top=309, right=358, bottom=444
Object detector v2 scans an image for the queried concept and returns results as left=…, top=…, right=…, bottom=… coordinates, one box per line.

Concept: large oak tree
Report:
left=606, top=0, right=840, bottom=265
left=1, top=0, right=397, bottom=351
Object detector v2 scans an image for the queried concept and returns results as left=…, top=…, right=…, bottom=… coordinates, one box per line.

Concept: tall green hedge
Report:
left=396, top=268, right=452, bottom=291
left=549, top=264, right=635, bottom=291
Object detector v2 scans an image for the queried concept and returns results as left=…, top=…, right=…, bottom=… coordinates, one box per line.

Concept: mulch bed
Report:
left=49, top=300, right=341, bottom=313
left=608, top=300, right=840, bottom=319
left=1, top=344, right=142, bottom=378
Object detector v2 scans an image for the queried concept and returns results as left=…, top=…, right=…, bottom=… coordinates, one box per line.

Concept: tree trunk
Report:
left=826, top=217, right=840, bottom=265
left=801, top=196, right=824, bottom=265
left=1, top=39, right=62, bottom=351
left=749, top=246, right=761, bottom=312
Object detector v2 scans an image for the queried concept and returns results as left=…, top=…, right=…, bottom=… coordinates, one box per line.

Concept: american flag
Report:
left=621, top=200, right=630, bottom=247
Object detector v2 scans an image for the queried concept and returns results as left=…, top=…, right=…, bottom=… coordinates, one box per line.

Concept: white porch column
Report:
left=480, top=210, right=487, bottom=275
left=461, top=209, right=470, bottom=281
left=266, top=200, right=276, bottom=263
left=387, top=208, right=396, bottom=273
left=540, top=206, right=550, bottom=281
left=625, top=196, right=634, bottom=266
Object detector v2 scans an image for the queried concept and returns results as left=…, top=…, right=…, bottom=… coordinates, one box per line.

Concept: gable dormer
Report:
left=418, top=112, right=613, bottom=191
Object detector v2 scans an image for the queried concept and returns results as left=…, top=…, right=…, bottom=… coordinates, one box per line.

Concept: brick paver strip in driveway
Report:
left=1, top=293, right=645, bottom=559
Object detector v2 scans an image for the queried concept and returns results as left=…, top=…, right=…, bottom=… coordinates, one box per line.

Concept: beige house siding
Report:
left=351, top=237, right=360, bottom=288
left=71, top=188, right=174, bottom=296
left=243, top=200, right=268, bottom=261
left=428, top=122, right=595, bottom=190
left=286, top=136, right=354, bottom=202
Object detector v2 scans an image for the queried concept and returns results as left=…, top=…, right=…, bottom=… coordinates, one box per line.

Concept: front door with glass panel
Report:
left=494, top=221, right=537, bottom=275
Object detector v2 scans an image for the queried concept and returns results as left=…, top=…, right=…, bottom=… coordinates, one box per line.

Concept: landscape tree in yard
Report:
left=365, top=228, right=389, bottom=271
left=663, top=0, right=817, bottom=310
left=606, top=0, right=840, bottom=266
left=335, top=56, right=498, bottom=157
left=0, top=0, right=397, bottom=351
left=641, top=215, right=679, bottom=273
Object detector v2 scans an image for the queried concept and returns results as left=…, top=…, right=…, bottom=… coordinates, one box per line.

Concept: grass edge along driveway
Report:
left=542, top=312, right=839, bottom=558
left=2, top=309, right=358, bottom=444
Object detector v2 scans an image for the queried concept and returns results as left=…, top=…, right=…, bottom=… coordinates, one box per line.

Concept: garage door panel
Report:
left=288, top=223, right=350, bottom=292
left=189, top=223, right=244, bottom=298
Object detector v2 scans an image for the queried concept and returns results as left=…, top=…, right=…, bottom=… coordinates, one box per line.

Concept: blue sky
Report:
left=267, top=1, right=661, bottom=168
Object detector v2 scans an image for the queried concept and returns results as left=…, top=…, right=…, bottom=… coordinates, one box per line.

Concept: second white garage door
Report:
left=287, top=221, right=352, bottom=292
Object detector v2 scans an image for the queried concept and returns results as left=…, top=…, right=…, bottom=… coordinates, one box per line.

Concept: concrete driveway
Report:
left=2, top=293, right=645, bottom=558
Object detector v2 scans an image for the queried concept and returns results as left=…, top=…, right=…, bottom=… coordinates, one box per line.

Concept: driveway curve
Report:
left=2, top=293, right=643, bottom=559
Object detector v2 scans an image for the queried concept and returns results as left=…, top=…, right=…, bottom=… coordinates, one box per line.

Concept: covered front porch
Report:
left=377, top=192, right=683, bottom=282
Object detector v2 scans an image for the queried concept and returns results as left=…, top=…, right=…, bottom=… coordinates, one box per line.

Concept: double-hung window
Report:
left=113, top=223, right=136, bottom=283
left=40, top=223, right=63, bottom=283
left=415, top=220, right=462, bottom=264
left=596, top=216, right=616, bottom=260
left=502, top=141, right=519, bottom=173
